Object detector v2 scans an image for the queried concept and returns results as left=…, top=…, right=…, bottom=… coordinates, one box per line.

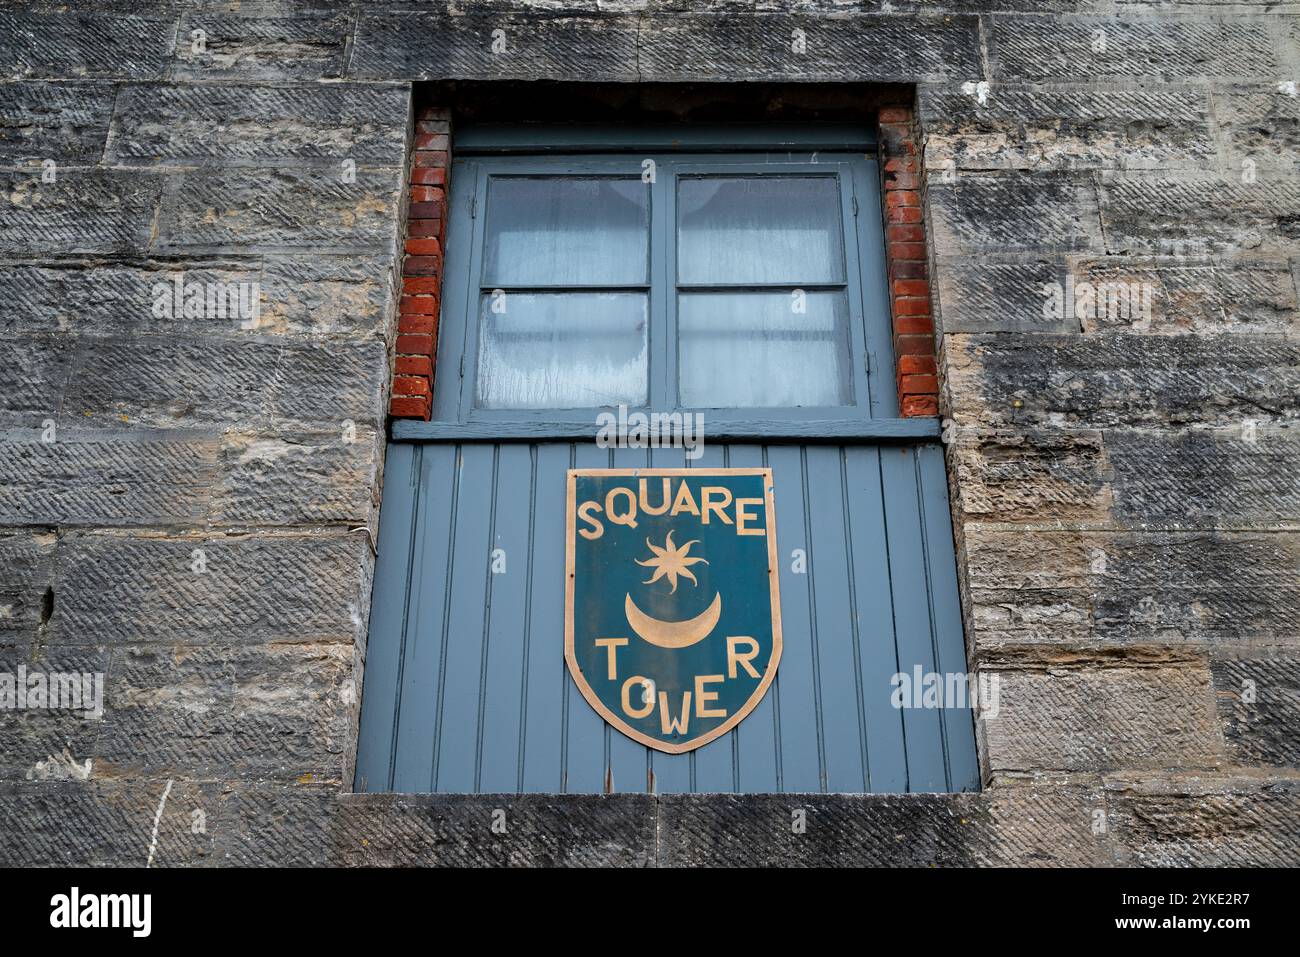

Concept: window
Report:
left=357, top=123, right=978, bottom=795
left=430, top=128, right=898, bottom=426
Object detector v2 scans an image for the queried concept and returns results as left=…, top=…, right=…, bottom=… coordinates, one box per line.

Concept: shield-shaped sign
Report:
left=565, top=468, right=782, bottom=753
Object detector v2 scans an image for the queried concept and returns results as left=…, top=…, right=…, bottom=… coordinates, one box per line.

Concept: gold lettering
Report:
left=694, top=674, right=726, bottom=718
left=638, top=477, right=671, bottom=516
left=701, top=486, right=733, bottom=525
left=726, top=636, right=761, bottom=679
left=606, top=487, right=638, bottom=527
left=594, top=638, right=628, bottom=680
left=658, top=690, right=692, bottom=735
left=621, top=676, right=655, bottom=719
left=735, top=497, right=765, bottom=536
left=577, top=499, right=604, bottom=540
left=670, top=482, right=700, bottom=518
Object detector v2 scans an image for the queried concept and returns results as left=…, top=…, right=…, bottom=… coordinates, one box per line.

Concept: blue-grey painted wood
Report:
left=392, top=417, right=941, bottom=443
left=356, top=439, right=977, bottom=794
left=354, top=442, right=418, bottom=792
left=455, top=123, right=875, bottom=155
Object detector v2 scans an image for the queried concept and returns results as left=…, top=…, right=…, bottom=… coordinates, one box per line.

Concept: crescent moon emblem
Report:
left=624, top=592, right=722, bottom=649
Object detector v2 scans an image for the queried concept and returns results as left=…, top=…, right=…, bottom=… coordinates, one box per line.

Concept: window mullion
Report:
left=648, top=154, right=673, bottom=411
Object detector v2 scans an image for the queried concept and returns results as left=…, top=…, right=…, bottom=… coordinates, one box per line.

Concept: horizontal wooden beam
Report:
left=391, top=417, right=940, bottom=443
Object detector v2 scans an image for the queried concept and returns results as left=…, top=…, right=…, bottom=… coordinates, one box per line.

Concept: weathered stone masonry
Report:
left=1, top=1, right=1298, bottom=866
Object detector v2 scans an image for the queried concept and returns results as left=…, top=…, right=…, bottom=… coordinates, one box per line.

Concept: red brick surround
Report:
left=390, top=105, right=451, bottom=420
left=878, top=104, right=939, bottom=417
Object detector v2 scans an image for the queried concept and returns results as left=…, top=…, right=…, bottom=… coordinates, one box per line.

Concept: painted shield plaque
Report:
left=565, top=468, right=782, bottom=753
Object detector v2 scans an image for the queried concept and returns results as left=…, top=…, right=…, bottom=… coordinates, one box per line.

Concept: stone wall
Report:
left=0, top=0, right=1297, bottom=866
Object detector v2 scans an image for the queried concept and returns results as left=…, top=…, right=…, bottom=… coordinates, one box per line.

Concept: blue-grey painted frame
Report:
left=432, top=150, right=897, bottom=427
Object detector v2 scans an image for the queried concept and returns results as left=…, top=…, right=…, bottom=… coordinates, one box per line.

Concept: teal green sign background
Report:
left=566, top=469, right=782, bottom=753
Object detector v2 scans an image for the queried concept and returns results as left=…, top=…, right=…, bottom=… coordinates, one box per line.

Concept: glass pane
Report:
left=678, top=291, right=852, bottom=408
left=483, top=177, right=649, bottom=286
left=476, top=292, right=647, bottom=409
left=677, top=176, right=845, bottom=285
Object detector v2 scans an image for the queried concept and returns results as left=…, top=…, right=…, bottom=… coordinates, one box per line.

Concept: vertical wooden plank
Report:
left=520, top=443, right=569, bottom=793
left=476, top=443, right=534, bottom=792
left=391, top=443, right=459, bottom=792
left=918, top=443, right=980, bottom=792
left=727, top=443, right=780, bottom=793
left=646, top=444, right=692, bottom=794
left=804, top=445, right=867, bottom=792
left=565, top=441, right=610, bottom=793
left=353, top=442, right=419, bottom=792
left=880, top=445, right=947, bottom=792
left=607, top=445, right=652, bottom=792
left=432, top=444, right=498, bottom=791
left=688, top=442, right=737, bottom=793
left=768, top=444, right=822, bottom=792
left=843, top=445, right=908, bottom=792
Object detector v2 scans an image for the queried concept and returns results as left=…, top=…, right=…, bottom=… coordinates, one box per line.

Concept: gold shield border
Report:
left=564, top=467, right=783, bottom=755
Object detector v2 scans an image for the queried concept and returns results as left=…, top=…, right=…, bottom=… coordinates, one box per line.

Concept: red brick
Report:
left=893, top=314, right=934, bottom=335
left=415, top=119, right=450, bottom=135
left=878, top=106, right=911, bottom=124
left=884, top=172, right=919, bottom=191
left=893, top=297, right=931, bottom=317
left=901, top=395, right=939, bottom=417
left=414, top=132, right=450, bottom=151
left=886, top=206, right=923, bottom=225
left=409, top=200, right=444, bottom=218
left=887, top=224, right=925, bottom=243
left=390, top=395, right=431, bottom=420
left=407, top=219, right=443, bottom=239
left=894, top=334, right=935, bottom=358
left=899, top=374, right=938, bottom=395
left=897, top=355, right=937, bottom=376
left=883, top=157, right=917, bottom=174
left=892, top=278, right=930, bottom=297
left=403, top=276, right=441, bottom=295
left=404, top=255, right=441, bottom=276
left=889, top=241, right=927, bottom=261
left=401, top=293, right=439, bottom=314
left=413, top=150, right=448, bottom=168
left=398, top=314, right=435, bottom=335
left=396, top=355, right=433, bottom=378
left=405, top=237, right=442, bottom=256
left=396, top=333, right=434, bottom=356
left=890, top=259, right=929, bottom=280
left=411, top=167, right=447, bottom=186
left=885, top=190, right=920, bottom=209
left=393, top=375, right=432, bottom=398
left=411, top=185, right=441, bottom=202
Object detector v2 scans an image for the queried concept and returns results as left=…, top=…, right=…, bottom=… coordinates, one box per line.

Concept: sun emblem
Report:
left=636, top=531, right=707, bottom=593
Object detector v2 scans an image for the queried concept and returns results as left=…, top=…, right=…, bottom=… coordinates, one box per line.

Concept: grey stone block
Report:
left=95, top=642, right=354, bottom=783
left=1099, top=172, right=1300, bottom=256
left=0, top=12, right=173, bottom=80
left=1107, top=426, right=1300, bottom=525
left=920, top=85, right=1215, bottom=172
left=156, top=165, right=403, bottom=252
left=987, top=15, right=1276, bottom=82
left=51, top=530, right=372, bottom=647
left=105, top=83, right=411, bottom=166
left=0, top=81, right=116, bottom=164
left=1211, top=652, right=1300, bottom=769
left=981, top=654, right=1224, bottom=773
left=0, top=644, right=109, bottom=783
left=0, top=334, right=76, bottom=427
left=966, top=528, right=1300, bottom=648
left=0, top=168, right=163, bottom=255
left=0, top=531, right=55, bottom=643
left=929, top=173, right=1104, bottom=254
left=172, top=13, right=351, bottom=81
left=949, top=333, right=1300, bottom=428
left=0, top=429, right=219, bottom=527
left=211, top=429, right=380, bottom=527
